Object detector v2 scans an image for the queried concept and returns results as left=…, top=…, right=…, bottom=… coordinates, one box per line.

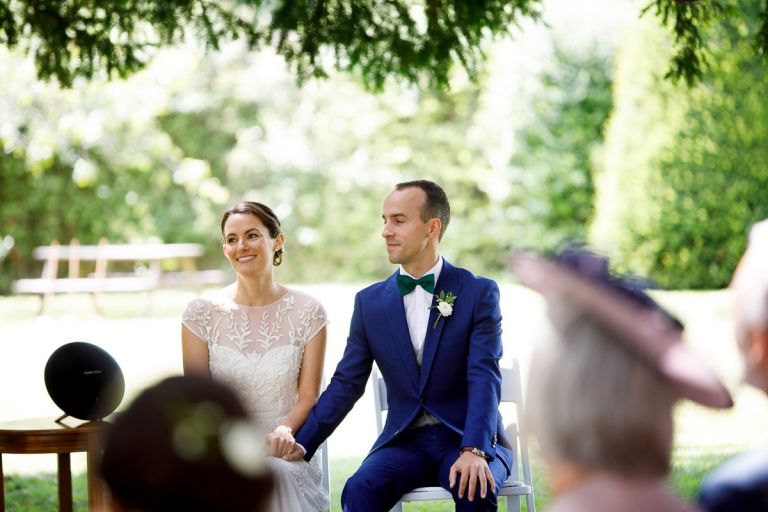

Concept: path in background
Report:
left=0, top=283, right=766, bottom=476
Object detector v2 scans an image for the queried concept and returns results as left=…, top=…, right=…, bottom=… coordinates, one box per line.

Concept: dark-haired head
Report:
left=395, top=180, right=450, bottom=241
left=100, top=375, right=273, bottom=512
left=221, top=202, right=284, bottom=266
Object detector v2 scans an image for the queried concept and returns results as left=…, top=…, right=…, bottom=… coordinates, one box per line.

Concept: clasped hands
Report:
left=449, top=450, right=496, bottom=502
left=267, top=427, right=496, bottom=500
left=266, top=425, right=304, bottom=460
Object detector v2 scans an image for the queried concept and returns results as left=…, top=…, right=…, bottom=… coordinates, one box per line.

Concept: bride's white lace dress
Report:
left=183, top=289, right=330, bottom=512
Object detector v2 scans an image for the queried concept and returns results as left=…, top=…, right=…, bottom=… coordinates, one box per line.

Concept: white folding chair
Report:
left=372, top=359, right=536, bottom=512
left=317, top=377, right=331, bottom=504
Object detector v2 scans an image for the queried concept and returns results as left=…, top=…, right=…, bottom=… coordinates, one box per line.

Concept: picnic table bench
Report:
left=12, top=239, right=226, bottom=315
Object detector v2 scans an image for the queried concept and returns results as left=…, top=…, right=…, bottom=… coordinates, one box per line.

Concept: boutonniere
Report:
left=430, top=290, right=456, bottom=329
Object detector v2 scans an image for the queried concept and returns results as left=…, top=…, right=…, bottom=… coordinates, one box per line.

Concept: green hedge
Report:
left=590, top=0, right=768, bottom=289
left=508, top=42, right=613, bottom=251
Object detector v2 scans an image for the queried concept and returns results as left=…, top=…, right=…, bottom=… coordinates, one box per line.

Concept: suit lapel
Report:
left=382, top=272, right=420, bottom=388
left=419, top=260, right=462, bottom=391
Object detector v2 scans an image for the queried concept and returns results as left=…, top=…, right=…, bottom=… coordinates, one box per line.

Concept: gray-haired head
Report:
left=515, top=248, right=732, bottom=476
left=526, top=311, right=676, bottom=476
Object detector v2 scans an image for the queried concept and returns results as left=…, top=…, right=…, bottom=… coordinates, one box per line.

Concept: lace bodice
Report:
left=182, top=289, right=328, bottom=421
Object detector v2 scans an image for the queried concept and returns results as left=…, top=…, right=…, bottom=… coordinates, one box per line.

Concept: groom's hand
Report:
left=449, top=450, right=496, bottom=502
left=281, top=444, right=305, bottom=461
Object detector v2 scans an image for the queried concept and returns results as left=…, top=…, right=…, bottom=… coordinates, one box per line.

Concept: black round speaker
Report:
left=44, top=342, right=125, bottom=421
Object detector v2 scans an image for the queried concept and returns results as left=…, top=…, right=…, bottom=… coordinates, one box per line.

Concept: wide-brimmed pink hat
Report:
left=512, top=250, right=733, bottom=409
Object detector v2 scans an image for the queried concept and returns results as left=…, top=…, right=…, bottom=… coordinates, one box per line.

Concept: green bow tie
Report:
left=397, top=273, right=435, bottom=296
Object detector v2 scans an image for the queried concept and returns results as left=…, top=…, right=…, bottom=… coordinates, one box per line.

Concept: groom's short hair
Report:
left=396, top=180, right=451, bottom=241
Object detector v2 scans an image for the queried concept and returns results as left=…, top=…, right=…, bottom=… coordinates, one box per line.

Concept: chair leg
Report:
left=506, top=494, right=521, bottom=512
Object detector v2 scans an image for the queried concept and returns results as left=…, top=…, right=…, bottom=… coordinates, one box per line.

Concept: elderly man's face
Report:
left=732, top=272, right=756, bottom=386
left=731, top=233, right=768, bottom=391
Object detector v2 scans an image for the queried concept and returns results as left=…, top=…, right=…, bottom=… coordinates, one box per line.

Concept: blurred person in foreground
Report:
left=513, top=249, right=733, bottom=512
left=100, top=375, right=273, bottom=512
left=181, top=201, right=329, bottom=511
left=698, top=219, right=768, bottom=511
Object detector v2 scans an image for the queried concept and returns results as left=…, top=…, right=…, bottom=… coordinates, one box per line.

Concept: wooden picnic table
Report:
left=12, top=239, right=225, bottom=315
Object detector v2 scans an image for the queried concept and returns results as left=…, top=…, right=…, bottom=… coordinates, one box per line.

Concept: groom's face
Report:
left=381, top=187, right=433, bottom=267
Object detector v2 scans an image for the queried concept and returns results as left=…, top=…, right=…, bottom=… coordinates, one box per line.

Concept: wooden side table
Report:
left=0, top=417, right=110, bottom=512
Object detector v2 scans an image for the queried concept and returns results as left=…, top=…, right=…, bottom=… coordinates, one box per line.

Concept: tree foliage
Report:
left=1, top=0, right=766, bottom=89
left=0, top=0, right=543, bottom=89
left=591, top=0, right=768, bottom=289
left=641, top=0, right=731, bottom=86
left=0, top=0, right=246, bottom=85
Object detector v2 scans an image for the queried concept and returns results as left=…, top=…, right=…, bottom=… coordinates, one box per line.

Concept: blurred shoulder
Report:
left=699, top=448, right=768, bottom=511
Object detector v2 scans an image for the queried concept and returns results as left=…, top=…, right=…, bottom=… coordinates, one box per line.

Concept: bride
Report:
left=182, top=201, right=329, bottom=512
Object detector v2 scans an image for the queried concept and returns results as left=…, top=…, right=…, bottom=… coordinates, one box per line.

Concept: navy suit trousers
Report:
left=341, top=424, right=510, bottom=512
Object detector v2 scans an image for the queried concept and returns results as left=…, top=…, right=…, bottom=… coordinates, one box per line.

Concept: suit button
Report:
left=419, top=397, right=425, bottom=403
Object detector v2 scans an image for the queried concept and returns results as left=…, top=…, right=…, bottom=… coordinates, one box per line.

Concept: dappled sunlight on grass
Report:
left=674, top=388, right=768, bottom=456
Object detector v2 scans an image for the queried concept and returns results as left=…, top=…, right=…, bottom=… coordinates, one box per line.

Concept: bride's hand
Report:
left=267, top=425, right=296, bottom=457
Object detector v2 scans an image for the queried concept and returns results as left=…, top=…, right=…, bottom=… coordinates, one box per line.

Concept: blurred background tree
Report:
left=2, top=0, right=768, bottom=293
left=506, top=41, right=613, bottom=251
left=591, top=0, right=768, bottom=289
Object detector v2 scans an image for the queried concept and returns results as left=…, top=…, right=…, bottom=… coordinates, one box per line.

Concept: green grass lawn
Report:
left=1, top=451, right=736, bottom=511
left=3, top=473, right=89, bottom=511
left=1, top=285, right=765, bottom=510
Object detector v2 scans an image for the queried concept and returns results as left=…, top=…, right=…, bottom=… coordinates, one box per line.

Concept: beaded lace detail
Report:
left=183, top=290, right=327, bottom=418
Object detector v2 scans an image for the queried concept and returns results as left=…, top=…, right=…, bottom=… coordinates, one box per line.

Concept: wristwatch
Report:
left=461, top=446, right=489, bottom=460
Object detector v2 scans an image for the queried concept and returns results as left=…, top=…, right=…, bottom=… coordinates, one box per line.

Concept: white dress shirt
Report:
left=297, top=257, right=444, bottom=454
left=400, top=257, right=443, bottom=355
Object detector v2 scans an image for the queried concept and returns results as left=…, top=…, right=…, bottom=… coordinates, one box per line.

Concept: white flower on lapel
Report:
left=436, top=301, right=453, bottom=317
left=431, top=290, right=456, bottom=329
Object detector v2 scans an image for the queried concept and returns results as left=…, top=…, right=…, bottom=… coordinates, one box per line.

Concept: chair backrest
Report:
left=319, top=437, right=330, bottom=498
left=499, top=360, right=534, bottom=496
left=372, top=366, right=388, bottom=434
left=371, top=359, right=534, bottom=491
left=319, top=377, right=331, bottom=500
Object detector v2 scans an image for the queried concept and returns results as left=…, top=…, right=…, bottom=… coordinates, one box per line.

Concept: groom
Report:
left=294, top=180, right=512, bottom=511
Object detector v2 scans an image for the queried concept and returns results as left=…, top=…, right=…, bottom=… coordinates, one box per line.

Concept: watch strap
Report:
left=461, top=446, right=489, bottom=460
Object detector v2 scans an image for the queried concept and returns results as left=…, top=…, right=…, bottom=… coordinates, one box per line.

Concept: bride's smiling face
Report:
left=222, top=213, right=283, bottom=276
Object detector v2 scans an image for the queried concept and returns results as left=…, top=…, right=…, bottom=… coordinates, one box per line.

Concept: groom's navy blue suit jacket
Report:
left=296, top=260, right=512, bottom=472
